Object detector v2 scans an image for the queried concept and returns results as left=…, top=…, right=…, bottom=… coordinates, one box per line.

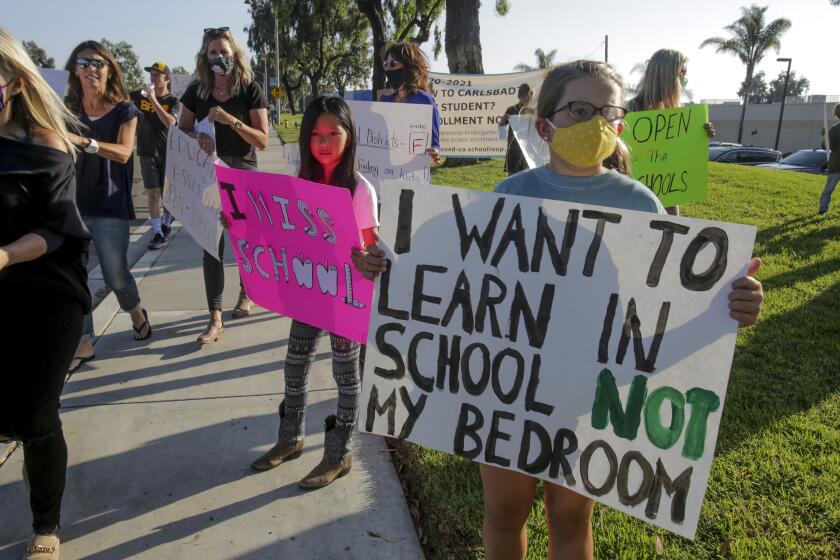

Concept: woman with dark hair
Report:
left=249, top=96, right=381, bottom=489
left=64, top=40, right=150, bottom=372
left=179, top=27, right=269, bottom=344
left=1, top=27, right=91, bottom=560
left=380, top=42, right=441, bottom=164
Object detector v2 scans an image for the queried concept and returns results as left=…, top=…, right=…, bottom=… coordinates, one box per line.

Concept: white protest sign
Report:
left=39, top=68, right=68, bottom=99
left=360, top=180, right=756, bottom=538
left=428, top=69, right=545, bottom=158
left=346, top=100, right=432, bottom=196
left=164, top=126, right=224, bottom=258
left=509, top=115, right=549, bottom=169
left=274, top=142, right=302, bottom=176
left=170, top=73, right=194, bottom=99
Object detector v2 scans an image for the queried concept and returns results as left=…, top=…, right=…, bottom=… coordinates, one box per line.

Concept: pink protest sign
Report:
left=215, top=165, right=373, bottom=343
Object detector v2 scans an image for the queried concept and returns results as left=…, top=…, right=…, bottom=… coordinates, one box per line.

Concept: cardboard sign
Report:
left=359, top=180, right=756, bottom=538
left=163, top=127, right=224, bottom=258
left=428, top=69, right=545, bottom=158
left=622, top=105, right=711, bottom=207
left=215, top=165, right=373, bottom=342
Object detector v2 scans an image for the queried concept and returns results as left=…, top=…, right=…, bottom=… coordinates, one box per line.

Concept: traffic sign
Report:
left=271, top=86, right=284, bottom=98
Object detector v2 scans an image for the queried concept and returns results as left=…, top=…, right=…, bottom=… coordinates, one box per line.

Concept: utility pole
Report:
left=774, top=57, right=792, bottom=151
left=273, top=2, right=281, bottom=118
left=604, top=35, right=608, bottom=63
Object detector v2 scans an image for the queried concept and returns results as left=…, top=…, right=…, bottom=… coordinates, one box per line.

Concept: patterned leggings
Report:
left=283, top=320, right=361, bottom=440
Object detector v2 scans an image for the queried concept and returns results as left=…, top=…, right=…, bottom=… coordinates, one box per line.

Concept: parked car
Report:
left=756, top=149, right=829, bottom=174
left=709, top=141, right=742, bottom=147
left=709, top=146, right=782, bottom=165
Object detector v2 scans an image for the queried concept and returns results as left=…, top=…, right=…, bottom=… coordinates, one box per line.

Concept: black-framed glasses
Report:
left=76, top=57, right=106, bottom=70
left=548, top=101, right=627, bottom=124
left=203, top=27, right=230, bottom=36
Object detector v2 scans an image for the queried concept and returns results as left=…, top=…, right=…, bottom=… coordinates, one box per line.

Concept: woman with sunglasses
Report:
left=64, top=41, right=151, bottom=372
left=628, top=49, right=715, bottom=216
left=379, top=42, right=441, bottom=165
left=179, top=27, right=269, bottom=344
left=0, top=27, right=91, bottom=560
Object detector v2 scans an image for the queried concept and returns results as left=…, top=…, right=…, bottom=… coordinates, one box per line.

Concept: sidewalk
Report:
left=0, top=136, right=424, bottom=559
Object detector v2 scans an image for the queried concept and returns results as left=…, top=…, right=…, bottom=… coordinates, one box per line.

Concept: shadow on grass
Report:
left=716, top=274, right=840, bottom=454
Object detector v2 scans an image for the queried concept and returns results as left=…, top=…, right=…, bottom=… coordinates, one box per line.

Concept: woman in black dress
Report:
left=0, top=27, right=91, bottom=560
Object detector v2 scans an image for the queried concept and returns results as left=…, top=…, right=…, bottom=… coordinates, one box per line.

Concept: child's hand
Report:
left=426, top=147, right=441, bottom=166
left=219, top=212, right=232, bottom=230
left=704, top=122, right=716, bottom=138
left=729, top=257, right=764, bottom=327
left=351, top=244, right=388, bottom=280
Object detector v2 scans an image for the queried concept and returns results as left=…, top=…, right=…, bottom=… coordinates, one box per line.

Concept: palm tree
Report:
left=700, top=4, right=791, bottom=143
left=513, top=48, right=557, bottom=72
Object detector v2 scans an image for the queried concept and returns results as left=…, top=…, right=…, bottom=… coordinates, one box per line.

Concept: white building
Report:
left=701, top=95, right=839, bottom=153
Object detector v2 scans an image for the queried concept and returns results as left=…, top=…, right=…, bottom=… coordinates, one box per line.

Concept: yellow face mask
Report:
left=546, top=116, right=618, bottom=168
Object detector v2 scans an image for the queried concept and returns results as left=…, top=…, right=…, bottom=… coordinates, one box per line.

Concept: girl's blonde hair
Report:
left=0, top=27, right=80, bottom=156
left=537, top=60, right=632, bottom=175
left=193, top=29, right=253, bottom=99
left=633, top=48, right=686, bottom=110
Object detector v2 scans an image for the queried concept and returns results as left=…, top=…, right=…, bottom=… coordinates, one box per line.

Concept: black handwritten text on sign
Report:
left=359, top=179, right=755, bottom=539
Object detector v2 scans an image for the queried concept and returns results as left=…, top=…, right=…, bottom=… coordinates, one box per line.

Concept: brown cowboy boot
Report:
left=251, top=400, right=305, bottom=471
left=298, top=415, right=353, bottom=489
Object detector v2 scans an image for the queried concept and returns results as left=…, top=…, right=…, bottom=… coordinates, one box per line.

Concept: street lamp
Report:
left=774, top=57, right=792, bottom=151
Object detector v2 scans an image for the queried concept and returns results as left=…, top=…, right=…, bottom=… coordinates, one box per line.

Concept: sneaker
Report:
left=161, top=223, right=172, bottom=239
left=148, top=233, right=166, bottom=250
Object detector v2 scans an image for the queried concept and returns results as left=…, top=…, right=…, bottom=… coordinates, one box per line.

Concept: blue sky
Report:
left=4, top=0, right=838, bottom=101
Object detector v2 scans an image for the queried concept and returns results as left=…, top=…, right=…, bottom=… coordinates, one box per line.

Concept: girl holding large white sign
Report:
left=479, top=60, right=765, bottom=560
left=249, top=96, right=384, bottom=488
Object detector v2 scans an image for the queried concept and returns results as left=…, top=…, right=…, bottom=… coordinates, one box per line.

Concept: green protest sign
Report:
left=622, top=105, right=710, bottom=207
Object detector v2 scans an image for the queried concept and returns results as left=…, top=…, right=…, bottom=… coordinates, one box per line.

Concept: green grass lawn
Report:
left=275, top=112, right=303, bottom=144
left=396, top=161, right=840, bottom=559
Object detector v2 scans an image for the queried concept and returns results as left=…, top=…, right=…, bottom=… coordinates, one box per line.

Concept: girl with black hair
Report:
left=249, top=96, right=384, bottom=489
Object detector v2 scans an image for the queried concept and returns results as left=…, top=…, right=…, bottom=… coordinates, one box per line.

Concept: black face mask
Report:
left=208, top=56, right=234, bottom=76
left=385, top=68, right=404, bottom=89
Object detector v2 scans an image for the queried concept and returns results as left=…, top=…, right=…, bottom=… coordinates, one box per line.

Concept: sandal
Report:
left=232, top=289, right=252, bottom=318
left=197, top=320, right=224, bottom=345
left=24, top=533, right=59, bottom=560
left=133, top=308, right=153, bottom=341
left=68, top=353, right=95, bottom=374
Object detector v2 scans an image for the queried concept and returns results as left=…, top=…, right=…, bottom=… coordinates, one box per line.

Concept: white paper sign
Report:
left=428, top=69, right=546, bottom=158
left=509, top=115, right=549, bottom=169
left=359, top=180, right=756, bottom=538
left=170, top=73, right=194, bottom=99
left=39, top=68, right=68, bottom=99
left=346, top=100, right=432, bottom=196
left=164, top=126, right=224, bottom=258
left=274, top=142, right=302, bottom=176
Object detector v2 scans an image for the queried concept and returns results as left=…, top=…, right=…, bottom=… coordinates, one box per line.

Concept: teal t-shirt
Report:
left=495, top=166, right=666, bottom=215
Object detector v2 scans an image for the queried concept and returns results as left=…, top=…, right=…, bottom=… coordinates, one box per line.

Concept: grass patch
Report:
left=274, top=112, right=303, bottom=144
left=395, top=162, right=840, bottom=559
